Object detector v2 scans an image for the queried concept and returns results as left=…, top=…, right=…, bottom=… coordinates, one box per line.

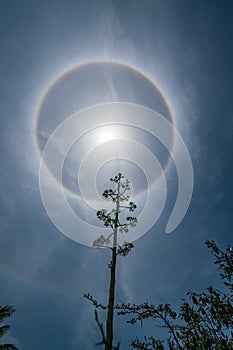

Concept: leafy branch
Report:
left=116, top=240, right=233, bottom=349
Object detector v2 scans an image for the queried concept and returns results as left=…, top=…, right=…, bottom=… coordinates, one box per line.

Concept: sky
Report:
left=0, top=1, right=232, bottom=349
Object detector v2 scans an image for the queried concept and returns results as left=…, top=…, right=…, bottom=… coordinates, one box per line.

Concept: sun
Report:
left=95, top=125, right=122, bottom=144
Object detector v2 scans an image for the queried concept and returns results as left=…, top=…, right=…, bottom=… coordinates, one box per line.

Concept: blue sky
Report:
left=0, top=1, right=232, bottom=349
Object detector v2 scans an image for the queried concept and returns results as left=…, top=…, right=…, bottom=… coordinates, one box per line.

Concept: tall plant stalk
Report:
left=92, top=173, right=137, bottom=349
left=105, top=179, right=120, bottom=350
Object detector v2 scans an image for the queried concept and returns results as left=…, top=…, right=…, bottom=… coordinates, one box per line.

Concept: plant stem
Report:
left=105, top=180, right=120, bottom=350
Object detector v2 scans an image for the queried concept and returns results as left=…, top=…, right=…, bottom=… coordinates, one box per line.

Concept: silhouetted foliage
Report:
left=0, top=306, right=18, bottom=350
left=117, top=241, right=233, bottom=349
left=86, top=175, right=233, bottom=349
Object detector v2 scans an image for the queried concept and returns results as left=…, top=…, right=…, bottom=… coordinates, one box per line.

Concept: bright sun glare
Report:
left=96, top=125, right=121, bottom=144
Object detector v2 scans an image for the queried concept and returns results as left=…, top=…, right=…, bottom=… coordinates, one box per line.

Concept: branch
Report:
left=93, top=234, right=112, bottom=248
left=117, top=302, right=183, bottom=350
left=94, top=310, right=120, bottom=349
left=84, top=293, right=107, bottom=310
left=117, top=242, right=134, bottom=257
left=0, top=345, right=19, bottom=350
left=0, top=306, right=15, bottom=323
